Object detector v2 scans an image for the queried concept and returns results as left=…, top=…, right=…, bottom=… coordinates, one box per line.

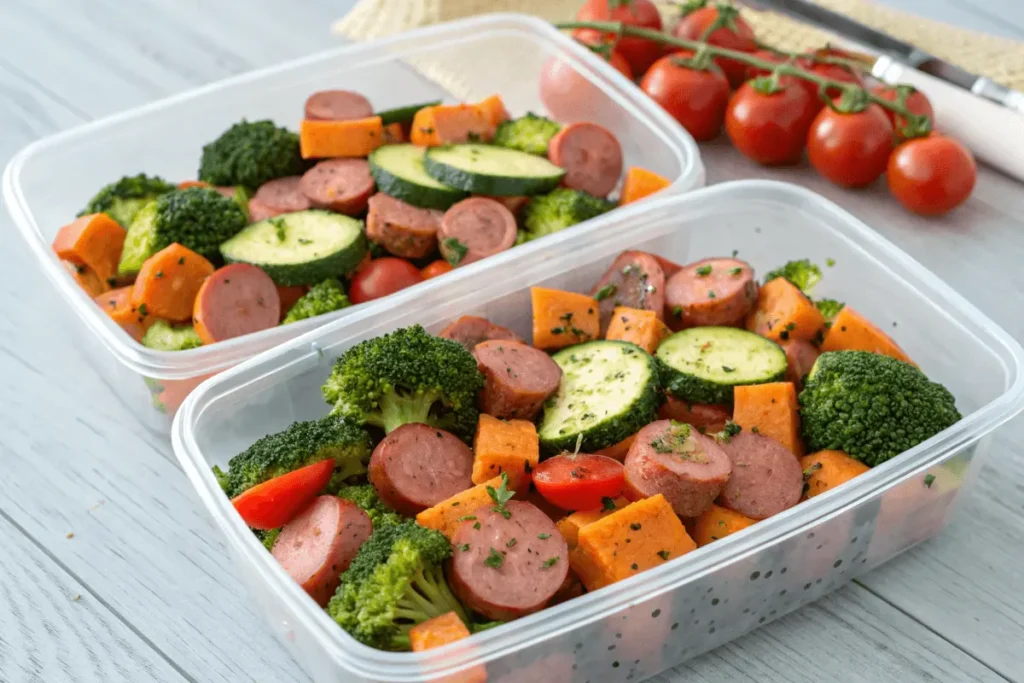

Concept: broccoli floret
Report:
left=493, top=112, right=562, bottom=155
left=80, top=173, right=177, bottom=227
left=216, top=414, right=372, bottom=498
left=321, top=325, right=484, bottom=441
left=282, top=278, right=351, bottom=325
left=764, top=259, right=822, bottom=294
left=141, top=320, right=203, bottom=351
left=327, top=519, right=467, bottom=650
left=199, top=119, right=305, bottom=190
left=521, top=188, right=615, bottom=242
left=253, top=527, right=281, bottom=552
left=799, top=351, right=961, bottom=466
left=815, top=298, right=845, bottom=322
left=333, top=484, right=404, bottom=528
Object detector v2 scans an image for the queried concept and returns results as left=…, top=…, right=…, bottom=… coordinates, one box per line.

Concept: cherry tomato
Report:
left=539, top=36, right=633, bottom=121
left=726, top=77, right=818, bottom=165
left=232, top=459, right=335, bottom=530
left=807, top=104, right=894, bottom=187
left=576, top=0, right=663, bottom=75
left=745, top=50, right=821, bottom=107
left=673, top=5, right=757, bottom=87
left=572, top=30, right=634, bottom=79
left=348, top=257, right=423, bottom=305
left=420, top=260, right=453, bottom=280
left=533, top=453, right=625, bottom=511
left=872, top=85, right=935, bottom=139
left=640, top=53, right=731, bottom=141
left=887, top=134, right=976, bottom=216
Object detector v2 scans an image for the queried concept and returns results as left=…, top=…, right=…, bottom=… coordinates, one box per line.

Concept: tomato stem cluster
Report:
left=556, top=20, right=931, bottom=137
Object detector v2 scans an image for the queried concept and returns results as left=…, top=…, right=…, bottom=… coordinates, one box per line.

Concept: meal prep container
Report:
left=2, top=13, right=703, bottom=435
left=172, top=179, right=1024, bottom=683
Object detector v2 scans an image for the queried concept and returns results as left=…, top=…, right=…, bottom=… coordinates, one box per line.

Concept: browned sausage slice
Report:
left=623, top=420, right=732, bottom=517
left=657, top=398, right=732, bottom=433
left=438, top=197, right=517, bottom=267
left=473, top=340, right=562, bottom=420
left=449, top=501, right=568, bottom=621
left=475, top=194, right=531, bottom=216
left=438, top=315, right=524, bottom=353
left=547, top=122, right=623, bottom=197
left=299, top=159, right=375, bottom=216
left=665, top=257, right=758, bottom=330
left=368, top=423, right=474, bottom=516
left=781, top=339, right=820, bottom=389
left=717, top=431, right=802, bottom=520
left=365, top=192, right=443, bottom=259
left=304, top=90, right=374, bottom=122
left=271, top=496, right=372, bottom=606
left=590, top=250, right=666, bottom=335
left=248, top=176, right=312, bottom=223
left=192, top=263, right=280, bottom=345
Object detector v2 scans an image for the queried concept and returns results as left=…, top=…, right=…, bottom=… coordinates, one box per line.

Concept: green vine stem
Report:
left=556, top=20, right=931, bottom=136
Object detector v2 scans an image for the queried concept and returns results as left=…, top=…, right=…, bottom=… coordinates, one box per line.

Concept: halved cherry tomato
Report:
left=232, top=458, right=335, bottom=530
left=726, top=77, right=818, bottom=166
left=673, top=4, right=757, bottom=87
left=576, top=0, right=663, bottom=75
left=807, top=103, right=894, bottom=188
left=640, top=53, right=731, bottom=141
left=348, top=257, right=423, bottom=305
left=533, top=453, right=625, bottom=511
left=421, top=260, right=453, bottom=280
left=887, top=134, right=976, bottom=216
left=871, top=85, right=935, bottom=139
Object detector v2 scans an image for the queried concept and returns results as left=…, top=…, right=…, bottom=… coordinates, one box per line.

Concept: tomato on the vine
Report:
left=640, top=53, right=731, bottom=141
left=572, top=29, right=634, bottom=80
left=726, top=77, right=818, bottom=165
left=887, top=134, right=976, bottom=216
left=807, top=48, right=864, bottom=87
left=539, top=35, right=633, bottom=121
left=807, top=103, right=894, bottom=187
left=672, top=3, right=757, bottom=87
left=532, top=453, right=625, bottom=511
left=872, top=85, right=935, bottom=139
left=348, top=257, right=423, bottom=305
left=745, top=49, right=821, bottom=107
left=576, top=0, right=663, bottom=75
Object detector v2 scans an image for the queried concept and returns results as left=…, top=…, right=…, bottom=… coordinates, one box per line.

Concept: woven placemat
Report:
left=333, top=0, right=1024, bottom=91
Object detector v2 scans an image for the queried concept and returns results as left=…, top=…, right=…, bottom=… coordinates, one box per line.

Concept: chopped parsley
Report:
left=484, top=548, right=504, bottom=568
left=923, top=474, right=935, bottom=488
left=443, top=237, right=469, bottom=266
left=538, top=533, right=551, bottom=540
left=826, top=257, right=836, bottom=267
left=594, top=283, right=617, bottom=301
left=457, top=515, right=477, bottom=522
left=657, top=550, right=671, bottom=560
left=459, top=543, right=470, bottom=552
left=473, top=521, right=481, bottom=530
left=269, top=217, right=287, bottom=242
left=542, top=556, right=559, bottom=569
left=729, top=267, right=742, bottom=276
left=487, top=473, right=515, bottom=519
left=506, top=538, right=517, bottom=548
left=137, top=303, right=149, bottom=317
left=695, top=265, right=712, bottom=277
left=707, top=290, right=716, bottom=299
left=601, top=497, right=617, bottom=511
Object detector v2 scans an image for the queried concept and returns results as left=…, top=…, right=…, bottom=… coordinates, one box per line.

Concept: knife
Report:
left=736, top=0, right=1024, bottom=180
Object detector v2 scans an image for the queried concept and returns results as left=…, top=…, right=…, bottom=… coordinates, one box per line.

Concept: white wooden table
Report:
left=1, top=1, right=1022, bottom=681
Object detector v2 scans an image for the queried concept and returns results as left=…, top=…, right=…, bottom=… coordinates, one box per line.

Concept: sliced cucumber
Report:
left=219, top=210, right=367, bottom=286
left=424, top=144, right=566, bottom=196
left=655, top=327, right=787, bottom=405
left=368, top=144, right=467, bottom=210
left=376, top=100, right=442, bottom=126
left=538, top=340, right=659, bottom=456
left=117, top=200, right=160, bottom=276
left=142, top=320, right=203, bottom=351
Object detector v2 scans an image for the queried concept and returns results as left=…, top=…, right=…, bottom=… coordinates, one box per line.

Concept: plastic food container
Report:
left=2, top=13, right=703, bottom=434
left=173, top=179, right=1024, bottom=683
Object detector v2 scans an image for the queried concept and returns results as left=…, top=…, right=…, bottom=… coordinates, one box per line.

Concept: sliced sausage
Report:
left=299, top=159, right=375, bottom=216
left=547, top=122, right=623, bottom=197
left=248, top=176, right=312, bottom=223
left=652, top=253, right=684, bottom=279
left=368, top=423, right=474, bottom=516
left=438, top=315, right=524, bottom=353
left=449, top=501, right=568, bottom=621
left=473, top=340, right=562, bottom=420
left=717, top=431, right=802, bottom=520
left=192, top=263, right=280, bottom=344
left=304, top=90, right=374, bottom=121
left=272, top=496, right=372, bottom=607
left=365, top=192, right=443, bottom=259
left=782, top=339, right=820, bottom=389
left=438, top=197, right=517, bottom=266
left=590, top=250, right=666, bottom=335
left=665, top=257, right=758, bottom=330
left=475, top=194, right=531, bottom=216
left=623, top=420, right=733, bottom=517
left=657, top=398, right=732, bottom=433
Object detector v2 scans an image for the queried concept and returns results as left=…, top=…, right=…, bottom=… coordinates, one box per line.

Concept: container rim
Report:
left=1, top=11, right=703, bottom=381
left=172, top=179, right=1024, bottom=681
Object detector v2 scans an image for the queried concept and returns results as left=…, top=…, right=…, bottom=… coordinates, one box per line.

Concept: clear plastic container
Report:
left=172, top=180, right=1024, bottom=683
left=1, top=13, right=703, bottom=434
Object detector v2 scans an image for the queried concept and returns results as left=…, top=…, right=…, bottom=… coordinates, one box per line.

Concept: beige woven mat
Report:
left=333, top=0, right=1024, bottom=91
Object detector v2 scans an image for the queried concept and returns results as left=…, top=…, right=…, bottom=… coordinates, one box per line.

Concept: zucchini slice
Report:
left=219, top=210, right=367, bottom=286
left=655, top=327, right=787, bottom=405
left=538, top=340, right=659, bottom=455
left=423, top=144, right=566, bottom=196
left=375, top=100, right=442, bottom=126
left=368, top=144, right=467, bottom=210
left=117, top=200, right=160, bottom=276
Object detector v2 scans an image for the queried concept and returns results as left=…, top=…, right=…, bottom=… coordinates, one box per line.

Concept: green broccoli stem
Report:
left=395, top=566, right=469, bottom=628
left=375, top=390, right=446, bottom=434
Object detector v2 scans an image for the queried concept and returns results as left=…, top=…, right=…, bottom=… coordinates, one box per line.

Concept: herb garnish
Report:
left=487, top=472, right=515, bottom=519
left=485, top=548, right=504, bottom=568
left=443, top=237, right=468, bottom=266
